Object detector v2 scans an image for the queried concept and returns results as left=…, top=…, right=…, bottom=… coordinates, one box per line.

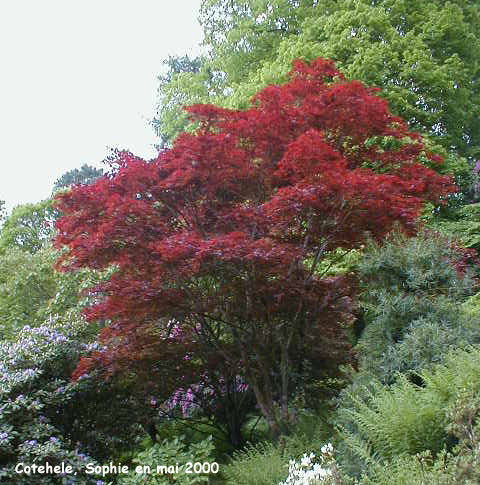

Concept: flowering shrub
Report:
left=162, top=375, right=249, bottom=418
left=0, top=314, right=102, bottom=484
left=279, top=444, right=341, bottom=485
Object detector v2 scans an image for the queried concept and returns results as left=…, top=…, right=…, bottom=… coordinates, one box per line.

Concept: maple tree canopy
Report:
left=54, top=58, right=455, bottom=436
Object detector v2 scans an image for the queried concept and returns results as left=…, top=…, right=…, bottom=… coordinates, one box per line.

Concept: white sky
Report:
left=0, top=0, right=204, bottom=213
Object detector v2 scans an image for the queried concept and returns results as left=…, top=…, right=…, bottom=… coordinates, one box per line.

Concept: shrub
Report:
left=337, top=346, right=480, bottom=481
left=223, top=441, right=287, bottom=485
left=355, top=389, right=480, bottom=484
left=333, top=231, right=480, bottom=477
left=117, top=435, right=216, bottom=485
left=278, top=444, right=343, bottom=485
left=356, top=230, right=479, bottom=383
left=0, top=314, right=101, bottom=484
left=0, top=312, right=153, bottom=483
left=223, top=417, right=333, bottom=485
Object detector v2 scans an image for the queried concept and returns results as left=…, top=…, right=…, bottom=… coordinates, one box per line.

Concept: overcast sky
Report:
left=0, top=0, right=204, bottom=213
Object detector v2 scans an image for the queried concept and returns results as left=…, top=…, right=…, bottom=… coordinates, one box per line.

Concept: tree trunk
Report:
left=280, top=341, right=290, bottom=424
left=248, top=374, right=282, bottom=441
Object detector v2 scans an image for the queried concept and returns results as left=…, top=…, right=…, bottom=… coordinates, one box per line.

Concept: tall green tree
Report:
left=153, top=54, right=213, bottom=147
left=0, top=248, right=57, bottom=338
left=0, top=199, right=56, bottom=255
left=270, top=0, right=480, bottom=159
left=53, top=163, right=104, bottom=192
left=199, top=0, right=314, bottom=85
left=0, top=244, right=106, bottom=340
left=157, top=0, right=480, bottom=160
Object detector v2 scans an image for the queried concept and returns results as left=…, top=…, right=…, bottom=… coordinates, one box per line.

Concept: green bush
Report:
left=222, top=441, right=287, bottom=485
left=223, top=416, right=332, bottom=485
left=337, top=346, right=480, bottom=481
left=355, top=230, right=480, bottom=383
left=355, top=451, right=453, bottom=485
left=118, top=435, right=216, bottom=485
left=0, top=246, right=107, bottom=340
left=356, top=391, right=480, bottom=484
left=430, top=202, right=480, bottom=252
left=332, top=231, right=480, bottom=478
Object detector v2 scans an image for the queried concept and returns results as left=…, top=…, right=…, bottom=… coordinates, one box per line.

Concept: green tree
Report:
left=199, top=0, right=314, bottom=86
left=276, top=0, right=480, bottom=159
left=0, top=199, right=56, bottom=255
left=0, top=246, right=105, bottom=339
left=0, top=200, right=6, bottom=225
left=52, top=163, right=104, bottom=192
left=153, top=54, right=216, bottom=146
left=0, top=248, right=57, bottom=338
left=158, top=0, right=480, bottom=160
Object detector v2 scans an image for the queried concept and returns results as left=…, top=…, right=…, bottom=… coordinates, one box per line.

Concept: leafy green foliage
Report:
left=0, top=248, right=57, bottom=338
left=337, top=347, right=480, bottom=480
left=355, top=230, right=479, bottom=383
left=118, top=435, right=216, bottom=485
left=350, top=380, right=480, bottom=484
left=342, top=376, right=447, bottom=460
left=199, top=0, right=312, bottom=86
left=223, top=416, right=332, bottom=485
left=431, top=203, right=480, bottom=251
left=353, top=451, right=452, bottom=485
left=52, top=164, right=104, bottom=192
left=0, top=199, right=57, bottom=255
left=158, top=0, right=480, bottom=161
left=0, top=247, right=106, bottom=339
left=223, top=441, right=288, bottom=485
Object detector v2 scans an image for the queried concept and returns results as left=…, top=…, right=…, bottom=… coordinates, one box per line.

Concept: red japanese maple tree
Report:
left=55, top=58, right=455, bottom=438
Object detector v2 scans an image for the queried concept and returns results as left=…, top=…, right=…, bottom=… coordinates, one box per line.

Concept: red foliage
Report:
left=55, top=58, right=455, bottom=435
